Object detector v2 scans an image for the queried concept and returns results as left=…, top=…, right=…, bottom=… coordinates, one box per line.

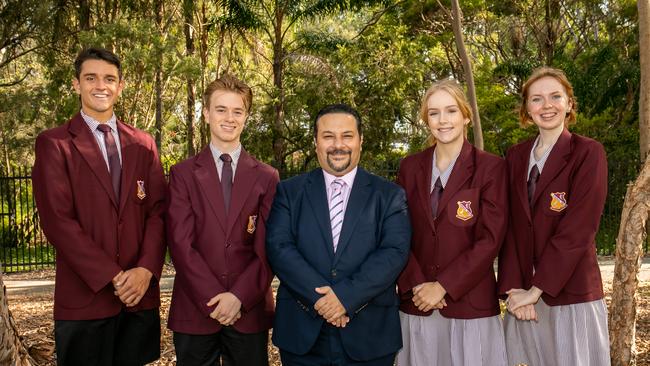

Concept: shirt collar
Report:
left=323, top=166, right=358, bottom=189
left=80, top=109, right=118, bottom=132
left=209, top=143, right=242, bottom=164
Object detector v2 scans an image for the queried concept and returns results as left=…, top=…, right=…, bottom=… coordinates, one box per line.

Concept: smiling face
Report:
left=203, top=90, right=247, bottom=151
left=73, top=59, right=124, bottom=122
left=525, top=76, right=573, bottom=134
left=315, top=112, right=363, bottom=177
left=425, top=89, right=470, bottom=146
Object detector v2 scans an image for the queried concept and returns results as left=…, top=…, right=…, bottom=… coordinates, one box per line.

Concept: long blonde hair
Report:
left=419, top=79, right=472, bottom=146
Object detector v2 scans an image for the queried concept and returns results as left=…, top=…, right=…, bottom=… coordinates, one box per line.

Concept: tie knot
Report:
left=220, top=154, right=232, bottom=163
left=434, top=177, right=443, bottom=189
left=529, top=165, right=540, bottom=182
left=97, top=124, right=112, bottom=134
left=332, top=179, right=344, bottom=189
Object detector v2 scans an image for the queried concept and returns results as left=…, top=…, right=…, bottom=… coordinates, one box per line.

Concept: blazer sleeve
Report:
left=135, top=137, right=166, bottom=281
left=32, top=133, right=122, bottom=293
left=531, top=143, right=608, bottom=297
left=167, top=165, right=227, bottom=317
left=331, top=187, right=411, bottom=313
left=395, top=160, right=427, bottom=294
left=437, top=158, right=508, bottom=301
left=497, top=213, right=524, bottom=297
left=266, top=182, right=331, bottom=306
left=230, top=169, right=279, bottom=311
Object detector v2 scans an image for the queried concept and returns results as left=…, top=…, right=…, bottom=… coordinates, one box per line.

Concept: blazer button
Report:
left=331, top=269, right=337, bottom=277
left=226, top=242, right=231, bottom=248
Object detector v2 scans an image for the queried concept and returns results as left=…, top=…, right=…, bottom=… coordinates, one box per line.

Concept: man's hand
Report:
left=113, top=267, right=152, bottom=307
left=207, top=292, right=242, bottom=326
left=506, top=286, right=543, bottom=315
left=412, top=281, right=447, bottom=312
left=328, top=315, right=350, bottom=328
left=314, top=286, right=347, bottom=323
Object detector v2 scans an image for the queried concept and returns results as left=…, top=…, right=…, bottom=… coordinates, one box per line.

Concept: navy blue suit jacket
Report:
left=266, top=167, right=411, bottom=361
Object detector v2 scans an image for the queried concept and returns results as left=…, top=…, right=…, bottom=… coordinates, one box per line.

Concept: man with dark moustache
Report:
left=266, top=104, right=411, bottom=365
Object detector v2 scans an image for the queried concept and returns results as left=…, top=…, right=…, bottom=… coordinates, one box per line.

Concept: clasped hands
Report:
left=505, top=286, right=543, bottom=321
left=314, top=286, right=349, bottom=328
left=412, top=281, right=447, bottom=312
left=112, top=267, right=153, bottom=307
left=207, top=292, right=242, bottom=326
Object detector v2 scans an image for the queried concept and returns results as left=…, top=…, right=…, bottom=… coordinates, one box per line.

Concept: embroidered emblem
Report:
left=549, top=192, right=568, bottom=212
left=136, top=180, right=146, bottom=200
left=247, top=215, right=258, bottom=234
left=455, top=201, right=473, bottom=221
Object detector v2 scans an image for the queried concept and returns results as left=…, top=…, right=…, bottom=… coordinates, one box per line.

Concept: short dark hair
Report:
left=313, top=103, right=363, bottom=138
left=74, top=47, right=123, bottom=80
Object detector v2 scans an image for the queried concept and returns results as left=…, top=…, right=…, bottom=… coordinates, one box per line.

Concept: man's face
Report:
left=203, top=90, right=247, bottom=149
left=72, top=59, right=124, bottom=122
left=315, top=113, right=363, bottom=177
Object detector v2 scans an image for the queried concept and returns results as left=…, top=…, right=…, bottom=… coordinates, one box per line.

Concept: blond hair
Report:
left=203, top=74, right=253, bottom=112
left=419, top=79, right=472, bottom=146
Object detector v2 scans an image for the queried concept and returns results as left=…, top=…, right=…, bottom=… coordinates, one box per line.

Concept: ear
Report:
left=72, top=78, right=81, bottom=94
left=464, top=118, right=470, bottom=125
left=116, top=79, right=125, bottom=97
left=203, top=107, right=210, bottom=122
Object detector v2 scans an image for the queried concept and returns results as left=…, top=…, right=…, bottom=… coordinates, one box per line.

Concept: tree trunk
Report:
left=272, top=7, right=286, bottom=170
left=449, top=0, right=483, bottom=150
left=154, top=0, right=163, bottom=150
left=199, top=0, right=210, bottom=148
left=184, top=0, right=196, bottom=157
left=639, top=0, right=650, bottom=163
left=0, top=269, right=35, bottom=365
left=609, top=158, right=650, bottom=366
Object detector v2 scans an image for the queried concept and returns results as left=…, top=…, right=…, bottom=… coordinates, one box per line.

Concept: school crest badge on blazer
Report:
left=455, top=201, right=473, bottom=221
left=136, top=180, right=146, bottom=200
left=247, top=215, right=258, bottom=234
left=549, top=192, right=568, bottom=212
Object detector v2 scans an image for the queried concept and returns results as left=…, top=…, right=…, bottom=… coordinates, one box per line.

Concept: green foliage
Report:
left=0, top=0, right=644, bottom=254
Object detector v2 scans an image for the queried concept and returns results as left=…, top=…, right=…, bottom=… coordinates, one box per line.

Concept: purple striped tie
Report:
left=329, top=179, right=345, bottom=252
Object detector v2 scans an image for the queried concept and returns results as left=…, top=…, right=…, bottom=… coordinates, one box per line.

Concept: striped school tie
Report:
left=329, top=179, right=345, bottom=252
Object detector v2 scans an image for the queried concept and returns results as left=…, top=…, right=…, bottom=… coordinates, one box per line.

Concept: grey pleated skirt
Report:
left=504, top=298, right=611, bottom=366
left=396, top=310, right=507, bottom=366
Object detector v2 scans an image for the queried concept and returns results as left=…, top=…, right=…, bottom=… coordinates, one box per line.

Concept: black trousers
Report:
left=173, top=327, right=269, bottom=366
left=280, top=324, right=395, bottom=366
left=55, top=308, right=160, bottom=366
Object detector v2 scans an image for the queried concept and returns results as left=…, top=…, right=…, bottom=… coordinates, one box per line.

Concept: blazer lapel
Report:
left=531, top=129, right=572, bottom=207
left=437, top=140, right=474, bottom=215
left=117, top=121, right=138, bottom=215
left=515, top=139, right=535, bottom=221
left=415, top=147, right=436, bottom=232
left=333, top=168, right=372, bottom=264
left=69, top=113, right=118, bottom=209
left=225, top=149, right=259, bottom=238
left=304, top=169, right=335, bottom=261
left=193, top=147, right=227, bottom=232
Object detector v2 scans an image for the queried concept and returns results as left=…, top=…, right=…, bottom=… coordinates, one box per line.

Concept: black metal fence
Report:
left=0, top=160, right=647, bottom=272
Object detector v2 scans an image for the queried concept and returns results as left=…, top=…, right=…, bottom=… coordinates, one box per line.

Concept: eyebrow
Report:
left=81, top=72, right=118, bottom=78
left=213, top=105, right=245, bottom=110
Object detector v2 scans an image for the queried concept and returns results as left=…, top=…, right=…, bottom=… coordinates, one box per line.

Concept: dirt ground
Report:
left=5, top=263, right=650, bottom=366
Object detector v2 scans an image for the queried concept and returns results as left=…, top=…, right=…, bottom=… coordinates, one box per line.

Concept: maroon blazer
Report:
left=497, top=129, right=607, bottom=306
left=32, top=113, right=166, bottom=321
left=166, top=146, right=279, bottom=335
left=397, top=140, right=507, bottom=319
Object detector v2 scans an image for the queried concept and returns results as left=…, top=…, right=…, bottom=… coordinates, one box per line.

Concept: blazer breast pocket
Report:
left=447, top=188, right=479, bottom=227
left=130, top=179, right=149, bottom=205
